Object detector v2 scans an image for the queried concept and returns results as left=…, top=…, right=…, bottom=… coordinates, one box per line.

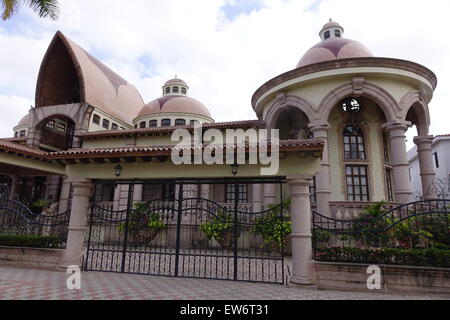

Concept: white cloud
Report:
left=0, top=95, right=33, bottom=137
left=0, top=0, right=449, bottom=148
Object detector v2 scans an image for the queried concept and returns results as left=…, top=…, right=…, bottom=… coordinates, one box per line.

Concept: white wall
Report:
left=408, top=136, right=450, bottom=197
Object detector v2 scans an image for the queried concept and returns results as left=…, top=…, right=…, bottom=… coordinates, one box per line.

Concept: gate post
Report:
left=287, top=174, right=314, bottom=286
left=59, top=178, right=92, bottom=270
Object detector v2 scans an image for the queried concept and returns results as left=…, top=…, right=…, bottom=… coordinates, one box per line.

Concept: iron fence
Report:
left=0, top=197, right=70, bottom=249
left=312, top=199, right=450, bottom=267
left=84, top=178, right=289, bottom=284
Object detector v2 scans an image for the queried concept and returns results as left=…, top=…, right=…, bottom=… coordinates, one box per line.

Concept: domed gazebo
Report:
left=252, top=20, right=438, bottom=217
left=133, top=77, right=214, bottom=128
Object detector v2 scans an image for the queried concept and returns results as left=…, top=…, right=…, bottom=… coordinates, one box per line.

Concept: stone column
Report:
left=58, top=178, right=72, bottom=213
left=414, top=135, right=436, bottom=198
left=252, top=184, right=263, bottom=213
left=133, top=184, right=143, bottom=203
left=263, top=184, right=277, bottom=208
left=60, top=179, right=92, bottom=269
left=200, top=184, right=210, bottom=200
left=385, top=123, right=412, bottom=203
left=287, top=174, right=314, bottom=286
left=310, top=124, right=331, bottom=216
left=9, top=175, right=18, bottom=200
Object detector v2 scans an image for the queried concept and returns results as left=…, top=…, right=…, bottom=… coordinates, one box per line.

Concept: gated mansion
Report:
left=0, top=20, right=441, bottom=287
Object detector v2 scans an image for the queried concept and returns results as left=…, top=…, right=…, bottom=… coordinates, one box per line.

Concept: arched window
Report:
left=165, top=87, right=171, bottom=94
left=102, top=119, right=110, bottom=129
left=190, top=120, right=199, bottom=126
left=46, top=120, right=55, bottom=130
left=324, top=30, right=331, bottom=39
left=175, top=119, right=186, bottom=126
left=181, top=87, right=187, bottom=95
left=161, top=119, right=171, bottom=127
left=149, top=120, right=158, bottom=128
left=140, top=121, right=146, bottom=129
left=111, top=123, right=118, bottom=131
left=335, top=30, right=341, bottom=38
left=173, top=86, right=179, bottom=94
left=93, top=114, right=101, bottom=125
left=343, top=125, right=366, bottom=160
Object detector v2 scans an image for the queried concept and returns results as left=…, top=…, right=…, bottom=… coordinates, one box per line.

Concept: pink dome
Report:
left=17, top=114, right=30, bottom=126
left=296, top=38, right=373, bottom=68
left=138, top=96, right=212, bottom=118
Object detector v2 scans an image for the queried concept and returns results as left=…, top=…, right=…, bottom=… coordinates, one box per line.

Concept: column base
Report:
left=289, top=276, right=316, bottom=289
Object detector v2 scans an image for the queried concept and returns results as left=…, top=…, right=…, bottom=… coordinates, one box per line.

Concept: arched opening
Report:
left=37, top=115, right=76, bottom=151
left=274, top=107, right=310, bottom=140
left=36, top=35, right=82, bottom=107
left=326, top=96, right=394, bottom=204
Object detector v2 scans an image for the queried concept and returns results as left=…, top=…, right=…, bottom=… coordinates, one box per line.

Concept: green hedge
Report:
left=316, top=247, right=450, bottom=268
left=0, top=235, right=64, bottom=249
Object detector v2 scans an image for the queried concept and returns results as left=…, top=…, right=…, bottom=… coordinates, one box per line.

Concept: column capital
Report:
left=287, top=174, right=314, bottom=186
left=309, top=122, right=331, bottom=132
left=381, top=121, right=411, bottom=133
left=413, top=135, right=434, bottom=146
left=70, top=178, right=93, bottom=197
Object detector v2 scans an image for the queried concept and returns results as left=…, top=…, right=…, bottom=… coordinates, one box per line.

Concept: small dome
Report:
left=138, top=96, right=212, bottom=118
left=296, top=20, right=373, bottom=68
left=17, top=114, right=30, bottom=127
left=164, top=78, right=188, bottom=87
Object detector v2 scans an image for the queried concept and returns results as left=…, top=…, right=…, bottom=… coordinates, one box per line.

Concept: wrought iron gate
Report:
left=84, top=178, right=288, bottom=284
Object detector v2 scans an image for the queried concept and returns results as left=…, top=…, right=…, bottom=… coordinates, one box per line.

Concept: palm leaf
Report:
left=1, top=0, right=20, bottom=20
left=25, top=0, right=59, bottom=20
left=1, top=0, right=59, bottom=20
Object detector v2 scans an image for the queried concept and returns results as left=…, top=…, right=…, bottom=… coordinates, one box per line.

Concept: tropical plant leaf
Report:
left=25, top=0, right=59, bottom=20
left=1, top=0, right=59, bottom=20
left=1, top=0, right=20, bottom=20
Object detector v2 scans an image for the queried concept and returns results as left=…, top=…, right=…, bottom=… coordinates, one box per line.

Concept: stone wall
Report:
left=0, top=247, right=63, bottom=271
left=313, top=262, right=450, bottom=297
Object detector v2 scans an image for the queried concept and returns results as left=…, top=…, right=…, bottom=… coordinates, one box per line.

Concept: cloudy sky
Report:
left=1, top=0, right=449, bottom=149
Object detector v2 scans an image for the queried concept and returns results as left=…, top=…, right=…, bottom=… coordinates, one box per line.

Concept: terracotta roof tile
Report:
left=0, top=138, right=324, bottom=161
left=79, top=120, right=266, bottom=139
left=49, top=139, right=324, bottom=159
left=0, top=139, right=47, bottom=158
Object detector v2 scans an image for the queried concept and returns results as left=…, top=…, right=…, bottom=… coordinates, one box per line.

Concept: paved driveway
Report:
left=0, top=267, right=444, bottom=300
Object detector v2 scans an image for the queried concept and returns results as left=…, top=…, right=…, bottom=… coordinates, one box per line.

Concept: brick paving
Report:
left=0, top=267, right=445, bottom=300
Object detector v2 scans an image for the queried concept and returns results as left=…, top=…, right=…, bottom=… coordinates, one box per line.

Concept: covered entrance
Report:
left=84, top=177, right=288, bottom=284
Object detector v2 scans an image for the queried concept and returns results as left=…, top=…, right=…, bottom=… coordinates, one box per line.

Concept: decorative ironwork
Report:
left=84, top=179, right=287, bottom=285
left=413, top=177, right=450, bottom=201
left=0, top=198, right=70, bottom=248
left=312, top=200, right=450, bottom=264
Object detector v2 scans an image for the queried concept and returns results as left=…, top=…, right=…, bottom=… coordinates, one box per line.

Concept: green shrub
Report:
left=251, top=201, right=292, bottom=251
left=0, top=234, right=64, bottom=248
left=200, top=210, right=237, bottom=249
left=316, top=246, right=450, bottom=268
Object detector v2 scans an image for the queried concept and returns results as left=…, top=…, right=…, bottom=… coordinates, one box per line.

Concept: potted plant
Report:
left=30, top=199, right=50, bottom=214
left=117, top=202, right=167, bottom=245
left=200, top=210, right=239, bottom=249
left=251, top=200, right=292, bottom=252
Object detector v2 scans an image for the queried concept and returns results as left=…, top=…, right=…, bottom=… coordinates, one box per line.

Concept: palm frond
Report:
left=25, top=0, right=60, bottom=20
left=1, top=0, right=20, bottom=20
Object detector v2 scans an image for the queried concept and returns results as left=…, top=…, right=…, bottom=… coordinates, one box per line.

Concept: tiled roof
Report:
left=50, top=139, right=324, bottom=159
left=78, top=120, right=266, bottom=139
left=0, top=138, right=324, bottom=161
left=0, top=139, right=47, bottom=158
